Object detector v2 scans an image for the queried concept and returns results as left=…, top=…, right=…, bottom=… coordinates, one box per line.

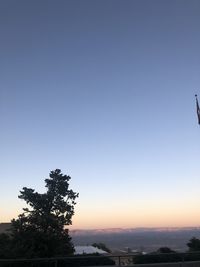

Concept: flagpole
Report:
left=195, top=94, right=200, bottom=125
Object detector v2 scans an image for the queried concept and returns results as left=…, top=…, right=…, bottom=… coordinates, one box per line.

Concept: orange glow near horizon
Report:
left=70, top=212, right=200, bottom=230
left=2, top=198, right=200, bottom=230
left=2, top=211, right=200, bottom=229
left=71, top=200, right=200, bottom=229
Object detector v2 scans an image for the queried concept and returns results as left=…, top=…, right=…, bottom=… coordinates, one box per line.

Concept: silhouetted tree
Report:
left=187, top=237, right=200, bottom=252
left=1, top=169, right=79, bottom=258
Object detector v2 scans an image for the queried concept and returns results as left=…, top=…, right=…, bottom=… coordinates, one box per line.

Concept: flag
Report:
left=195, top=94, right=200, bottom=125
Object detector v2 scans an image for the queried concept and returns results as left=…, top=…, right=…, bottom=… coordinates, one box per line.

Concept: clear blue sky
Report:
left=1, top=0, right=200, bottom=228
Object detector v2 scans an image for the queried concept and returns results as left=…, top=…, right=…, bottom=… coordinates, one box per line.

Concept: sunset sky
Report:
left=1, top=0, right=200, bottom=229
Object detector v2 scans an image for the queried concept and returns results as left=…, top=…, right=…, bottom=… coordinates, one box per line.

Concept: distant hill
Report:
left=70, top=227, right=200, bottom=252
left=1, top=224, right=200, bottom=252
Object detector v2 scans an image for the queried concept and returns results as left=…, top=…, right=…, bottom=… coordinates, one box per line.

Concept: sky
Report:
left=1, top=0, right=200, bottom=229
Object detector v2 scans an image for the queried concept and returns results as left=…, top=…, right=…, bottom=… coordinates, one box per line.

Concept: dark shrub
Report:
left=134, top=252, right=200, bottom=264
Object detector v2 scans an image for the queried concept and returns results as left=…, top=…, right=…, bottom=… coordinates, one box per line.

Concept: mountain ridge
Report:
left=70, top=226, right=200, bottom=235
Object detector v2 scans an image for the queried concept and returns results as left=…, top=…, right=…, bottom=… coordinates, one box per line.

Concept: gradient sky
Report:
left=1, top=0, right=200, bottom=229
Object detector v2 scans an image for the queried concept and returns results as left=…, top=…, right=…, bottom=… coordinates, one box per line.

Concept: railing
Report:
left=1, top=252, right=200, bottom=267
left=109, top=252, right=200, bottom=266
left=0, top=255, right=114, bottom=267
left=132, top=251, right=200, bottom=265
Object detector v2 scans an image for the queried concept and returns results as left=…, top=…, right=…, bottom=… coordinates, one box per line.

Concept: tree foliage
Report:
left=0, top=169, right=78, bottom=258
left=187, top=237, right=200, bottom=252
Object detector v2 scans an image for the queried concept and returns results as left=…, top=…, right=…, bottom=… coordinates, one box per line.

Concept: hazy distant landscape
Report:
left=70, top=228, right=200, bottom=253
left=2, top=223, right=200, bottom=253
